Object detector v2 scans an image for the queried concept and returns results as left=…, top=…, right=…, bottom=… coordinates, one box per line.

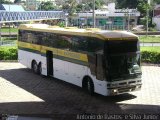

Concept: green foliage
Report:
left=14, top=0, right=21, bottom=3
left=154, top=0, right=160, bottom=4
left=141, top=47, right=160, bottom=63
left=141, top=47, right=160, bottom=52
left=38, top=1, right=58, bottom=11
left=116, top=0, right=139, bottom=9
left=0, top=0, right=13, bottom=4
left=137, top=0, right=150, bottom=17
left=86, top=0, right=104, bottom=11
left=63, top=0, right=105, bottom=15
left=148, top=27, right=157, bottom=31
left=57, top=22, right=65, bottom=27
left=87, top=0, right=105, bottom=10
left=0, top=47, right=17, bottom=60
left=141, top=51, right=160, bottom=63
left=62, top=0, right=78, bottom=16
left=139, top=36, right=160, bottom=43
left=1, top=28, right=18, bottom=33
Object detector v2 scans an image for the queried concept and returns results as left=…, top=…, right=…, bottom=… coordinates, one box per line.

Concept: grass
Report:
left=0, top=28, right=18, bottom=33
left=0, top=46, right=17, bottom=49
left=140, top=46, right=160, bottom=52
left=1, top=37, right=17, bottom=41
left=139, top=36, right=160, bottom=43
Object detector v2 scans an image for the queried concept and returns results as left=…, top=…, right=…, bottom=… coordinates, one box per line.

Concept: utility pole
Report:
left=127, top=8, right=130, bottom=31
left=146, top=0, right=150, bottom=37
left=93, top=0, right=95, bottom=28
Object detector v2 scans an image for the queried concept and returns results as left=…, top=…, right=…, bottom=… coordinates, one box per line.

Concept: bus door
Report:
left=46, top=51, right=53, bottom=76
left=96, top=53, right=104, bottom=80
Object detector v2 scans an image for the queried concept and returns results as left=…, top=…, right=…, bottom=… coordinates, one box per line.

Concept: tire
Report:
left=32, top=61, right=38, bottom=74
left=38, top=63, right=42, bottom=75
left=86, top=77, right=94, bottom=95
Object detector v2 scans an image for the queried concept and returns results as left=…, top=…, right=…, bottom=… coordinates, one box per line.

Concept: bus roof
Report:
left=19, top=24, right=138, bottom=40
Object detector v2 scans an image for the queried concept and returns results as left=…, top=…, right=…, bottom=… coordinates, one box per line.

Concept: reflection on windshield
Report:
left=105, top=40, right=141, bottom=81
left=109, top=53, right=141, bottom=80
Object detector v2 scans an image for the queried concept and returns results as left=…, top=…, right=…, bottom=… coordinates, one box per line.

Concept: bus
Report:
left=18, top=24, right=142, bottom=96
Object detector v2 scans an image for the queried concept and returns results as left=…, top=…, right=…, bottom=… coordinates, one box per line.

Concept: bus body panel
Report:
left=19, top=49, right=110, bottom=96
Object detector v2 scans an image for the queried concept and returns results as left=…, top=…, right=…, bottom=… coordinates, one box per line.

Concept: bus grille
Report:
left=118, top=86, right=136, bottom=93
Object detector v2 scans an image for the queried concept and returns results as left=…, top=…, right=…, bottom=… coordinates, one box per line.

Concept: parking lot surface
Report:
left=0, top=62, right=160, bottom=119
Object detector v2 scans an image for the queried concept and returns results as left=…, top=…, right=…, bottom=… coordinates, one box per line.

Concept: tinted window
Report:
left=107, top=40, right=138, bottom=54
left=71, top=36, right=88, bottom=52
left=19, top=30, right=28, bottom=42
left=43, top=33, right=56, bottom=47
left=71, top=36, right=104, bottom=53
left=87, top=38, right=104, bottom=53
left=56, top=35, right=71, bottom=50
left=19, top=30, right=104, bottom=54
left=19, top=30, right=43, bottom=44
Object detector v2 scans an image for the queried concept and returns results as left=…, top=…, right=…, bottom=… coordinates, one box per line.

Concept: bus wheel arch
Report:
left=82, top=76, right=94, bottom=95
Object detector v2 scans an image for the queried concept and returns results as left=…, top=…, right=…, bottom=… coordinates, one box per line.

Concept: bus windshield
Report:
left=105, top=40, right=141, bottom=81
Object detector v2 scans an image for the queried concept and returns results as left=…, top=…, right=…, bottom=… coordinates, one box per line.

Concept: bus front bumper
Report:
left=107, top=84, right=142, bottom=96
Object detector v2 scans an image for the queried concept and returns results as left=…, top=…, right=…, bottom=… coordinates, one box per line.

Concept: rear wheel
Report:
left=32, top=61, right=38, bottom=74
left=38, top=63, right=42, bottom=75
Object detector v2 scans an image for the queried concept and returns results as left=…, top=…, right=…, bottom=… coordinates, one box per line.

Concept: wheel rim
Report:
left=87, top=80, right=91, bottom=92
left=33, top=62, right=38, bottom=73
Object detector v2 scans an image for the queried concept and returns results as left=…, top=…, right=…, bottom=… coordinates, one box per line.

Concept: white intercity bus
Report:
left=18, top=24, right=142, bottom=96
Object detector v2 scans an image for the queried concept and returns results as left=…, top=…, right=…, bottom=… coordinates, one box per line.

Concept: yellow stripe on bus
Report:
left=18, top=41, right=88, bottom=62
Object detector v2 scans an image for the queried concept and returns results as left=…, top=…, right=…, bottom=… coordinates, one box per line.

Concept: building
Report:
left=153, top=4, right=160, bottom=30
left=70, top=3, right=140, bottom=30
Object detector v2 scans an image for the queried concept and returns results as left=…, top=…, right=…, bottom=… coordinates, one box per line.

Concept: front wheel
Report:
left=86, top=78, right=94, bottom=95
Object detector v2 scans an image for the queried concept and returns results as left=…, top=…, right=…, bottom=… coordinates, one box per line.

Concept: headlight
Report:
left=111, top=89, right=117, bottom=93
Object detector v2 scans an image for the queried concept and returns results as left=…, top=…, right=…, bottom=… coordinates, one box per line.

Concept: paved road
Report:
left=140, top=43, right=160, bottom=46
left=0, top=62, right=160, bottom=119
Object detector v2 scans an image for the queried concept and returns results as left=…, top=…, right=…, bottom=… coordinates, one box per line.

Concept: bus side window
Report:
left=71, top=36, right=88, bottom=53
left=19, top=30, right=28, bottom=42
left=87, top=38, right=104, bottom=53
left=18, top=30, right=22, bottom=41
left=57, top=35, right=71, bottom=50
left=44, top=33, right=55, bottom=47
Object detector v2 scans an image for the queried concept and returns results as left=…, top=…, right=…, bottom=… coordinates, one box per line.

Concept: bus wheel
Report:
left=84, top=77, right=94, bottom=95
left=32, top=61, right=38, bottom=74
left=38, top=63, right=42, bottom=75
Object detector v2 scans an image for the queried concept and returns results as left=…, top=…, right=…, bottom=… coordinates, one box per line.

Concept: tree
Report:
left=116, top=0, right=139, bottom=9
left=88, top=0, right=105, bottom=10
left=0, top=0, right=13, bottom=4
left=75, top=0, right=105, bottom=12
left=14, top=0, right=21, bottom=3
left=62, top=0, right=78, bottom=16
left=153, top=0, right=160, bottom=4
left=38, top=1, right=58, bottom=11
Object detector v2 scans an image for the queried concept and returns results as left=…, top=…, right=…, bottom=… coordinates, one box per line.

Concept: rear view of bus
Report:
left=102, top=31, right=142, bottom=95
